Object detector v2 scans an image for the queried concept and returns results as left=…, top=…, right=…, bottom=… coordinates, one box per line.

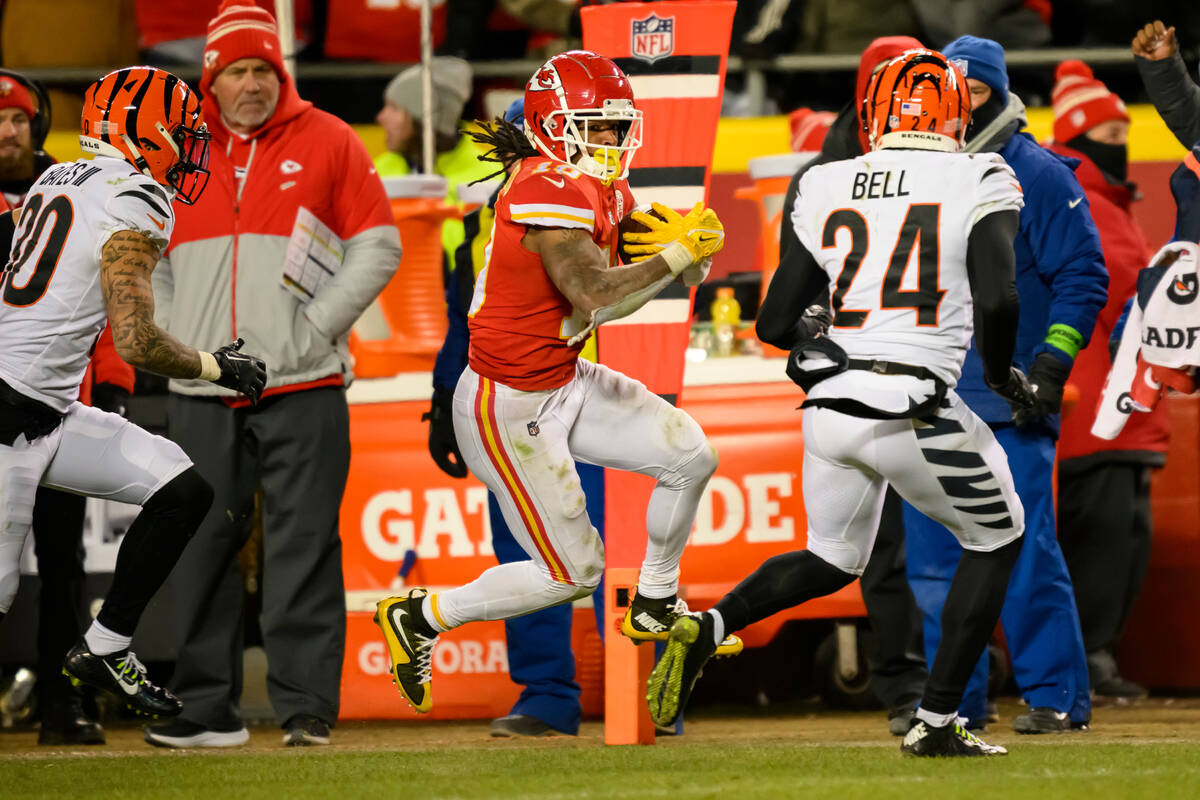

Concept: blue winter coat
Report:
left=956, top=131, right=1107, bottom=427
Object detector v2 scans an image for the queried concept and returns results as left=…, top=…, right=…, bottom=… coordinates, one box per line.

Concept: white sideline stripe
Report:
left=604, top=298, right=692, bottom=327
left=628, top=74, right=721, bottom=99
left=631, top=185, right=706, bottom=209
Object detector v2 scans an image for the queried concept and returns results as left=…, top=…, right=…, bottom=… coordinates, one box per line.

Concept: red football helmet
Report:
left=861, top=49, right=970, bottom=153
left=80, top=66, right=211, bottom=205
left=523, top=50, right=643, bottom=183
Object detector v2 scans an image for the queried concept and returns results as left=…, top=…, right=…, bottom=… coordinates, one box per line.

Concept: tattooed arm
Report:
left=100, top=230, right=204, bottom=378
left=525, top=227, right=672, bottom=315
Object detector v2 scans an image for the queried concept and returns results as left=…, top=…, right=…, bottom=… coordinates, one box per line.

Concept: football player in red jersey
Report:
left=374, top=51, right=735, bottom=714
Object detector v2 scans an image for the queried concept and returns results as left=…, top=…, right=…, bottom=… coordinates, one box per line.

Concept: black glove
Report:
left=987, top=365, right=1037, bottom=424
left=213, top=338, right=267, bottom=405
left=796, top=304, right=832, bottom=342
left=1023, top=352, right=1073, bottom=423
left=422, top=386, right=468, bottom=478
left=91, top=383, right=130, bottom=417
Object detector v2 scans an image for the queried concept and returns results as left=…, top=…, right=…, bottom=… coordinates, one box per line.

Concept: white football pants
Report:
left=438, top=360, right=717, bottom=629
left=0, top=402, right=192, bottom=613
left=802, top=392, right=1023, bottom=576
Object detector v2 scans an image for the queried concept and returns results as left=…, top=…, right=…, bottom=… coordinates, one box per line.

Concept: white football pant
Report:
left=802, top=392, right=1023, bottom=576
left=437, top=360, right=717, bottom=629
left=0, top=402, right=192, bottom=613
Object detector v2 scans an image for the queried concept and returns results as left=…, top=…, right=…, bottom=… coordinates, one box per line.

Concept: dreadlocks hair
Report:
left=467, top=115, right=538, bottom=184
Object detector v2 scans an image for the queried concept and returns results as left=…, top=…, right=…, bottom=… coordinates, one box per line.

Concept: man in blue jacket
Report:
left=902, top=36, right=1106, bottom=733
left=423, top=100, right=606, bottom=738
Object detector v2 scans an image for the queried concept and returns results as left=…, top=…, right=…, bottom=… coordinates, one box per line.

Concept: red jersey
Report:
left=467, top=157, right=635, bottom=391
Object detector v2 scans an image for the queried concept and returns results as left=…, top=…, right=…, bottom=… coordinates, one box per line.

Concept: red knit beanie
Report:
left=200, top=0, right=287, bottom=95
left=1051, top=60, right=1129, bottom=144
left=789, top=108, right=836, bottom=153
left=0, top=75, right=36, bottom=120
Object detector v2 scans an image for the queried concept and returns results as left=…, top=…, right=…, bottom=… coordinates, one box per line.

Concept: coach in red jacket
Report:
left=1046, top=60, right=1170, bottom=703
left=145, top=0, right=401, bottom=749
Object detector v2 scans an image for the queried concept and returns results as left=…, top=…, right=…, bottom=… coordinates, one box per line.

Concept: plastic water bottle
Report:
left=710, top=287, right=741, bottom=357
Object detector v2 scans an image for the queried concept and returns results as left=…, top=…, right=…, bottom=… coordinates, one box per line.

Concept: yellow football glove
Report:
left=623, top=202, right=726, bottom=272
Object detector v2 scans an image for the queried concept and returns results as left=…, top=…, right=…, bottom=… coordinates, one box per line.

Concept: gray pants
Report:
left=164, top=388, right=349, bottom=729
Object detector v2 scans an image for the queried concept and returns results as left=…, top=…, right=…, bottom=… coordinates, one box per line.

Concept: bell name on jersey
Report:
left=0, top=157, right=175, bottom=412
left=850, top=169, right=911, bottom=200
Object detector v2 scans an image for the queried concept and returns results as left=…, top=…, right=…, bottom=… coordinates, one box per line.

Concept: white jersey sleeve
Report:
left=968, top=153, right=1024, bottom=229
left=96, top=175, right=175, bottom=258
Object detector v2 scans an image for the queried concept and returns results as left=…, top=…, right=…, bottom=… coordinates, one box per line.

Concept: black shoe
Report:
left=646, top=612, right=719, bottom=728
left=63, top=639, right=181, bottom=718
left=901, top=719, right=1007, bottom=757
left=489, top=714, right=570, bottom=738
left=144, top=719, right=250, bottom=748
left=38, top=693, right=105, bottom=746
left=282, top=714, right=331, bottom=746
left=887, top=706, right=916, bottom=737
left=1093, top=675, right=1148, bottom=703
left=1013, top=707, right=1089, bottom=734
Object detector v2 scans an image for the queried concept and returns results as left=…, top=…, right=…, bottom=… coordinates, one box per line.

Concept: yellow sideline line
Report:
left=42, top=103, right=1188, bottom=177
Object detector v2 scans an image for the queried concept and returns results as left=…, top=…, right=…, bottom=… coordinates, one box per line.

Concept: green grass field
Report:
left=4, top=701, right=1200, bottom=799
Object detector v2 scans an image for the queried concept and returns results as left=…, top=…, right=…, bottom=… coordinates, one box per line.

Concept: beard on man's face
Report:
left=0, top=142, right=34, bottom=183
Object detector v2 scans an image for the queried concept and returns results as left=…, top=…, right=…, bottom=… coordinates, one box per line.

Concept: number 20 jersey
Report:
left=791, top=149, right=1024, bottom=385
left=0, top=157, right=174, bottom=412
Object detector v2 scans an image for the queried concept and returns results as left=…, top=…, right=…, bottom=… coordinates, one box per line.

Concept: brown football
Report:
left=615, top=206, right=666, bottom=264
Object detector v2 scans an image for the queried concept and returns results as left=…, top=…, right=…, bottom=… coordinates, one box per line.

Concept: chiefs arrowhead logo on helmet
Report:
left=531, top=65, right=562, bottom=92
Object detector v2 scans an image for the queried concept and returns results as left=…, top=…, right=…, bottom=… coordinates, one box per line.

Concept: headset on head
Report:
left=0, top=68, right=51, bottom=152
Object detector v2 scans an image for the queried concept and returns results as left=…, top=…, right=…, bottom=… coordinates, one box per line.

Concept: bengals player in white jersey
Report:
left=646, top=50, right=1038, bottom=757
left=373, top=51, right=734, bottom=715
left=0, top=67, right=266, bottom=718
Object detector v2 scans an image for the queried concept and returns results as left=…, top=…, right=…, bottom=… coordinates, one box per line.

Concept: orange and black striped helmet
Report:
left=861, top=49, right=971, bottom=153
left=80, top=66, right=211, bottom=205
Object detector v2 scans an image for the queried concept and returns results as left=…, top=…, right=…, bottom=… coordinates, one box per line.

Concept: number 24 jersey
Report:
left=791, top=149, right=1024, bottom=385
left=0, top=157, right=174, bottom=412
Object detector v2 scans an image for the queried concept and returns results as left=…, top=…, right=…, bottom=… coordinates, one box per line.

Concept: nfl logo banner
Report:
left=631, top=13, right=674, bottom=63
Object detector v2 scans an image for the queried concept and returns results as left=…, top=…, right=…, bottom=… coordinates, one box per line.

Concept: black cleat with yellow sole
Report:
left=621, top=593, right=743, bottom=656
left=646, top=612, right=720, bottom=727
left=373, top=589, right=439, bottom=713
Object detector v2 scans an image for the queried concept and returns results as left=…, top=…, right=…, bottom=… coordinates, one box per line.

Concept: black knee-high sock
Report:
left=95, top=468, right=213, bottom=636
left=714, top=550, right=855, bottom=633
left=921, top=535, right=1023, bottom=716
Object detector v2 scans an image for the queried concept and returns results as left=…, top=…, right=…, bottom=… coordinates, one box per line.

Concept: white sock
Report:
left=915, top=706, right=957, bottom=728
left=709, top=609, right=725, bottom=647
left=84, top=620, right=132, bottom=656
left=420, top=592, right=449, bottom=634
